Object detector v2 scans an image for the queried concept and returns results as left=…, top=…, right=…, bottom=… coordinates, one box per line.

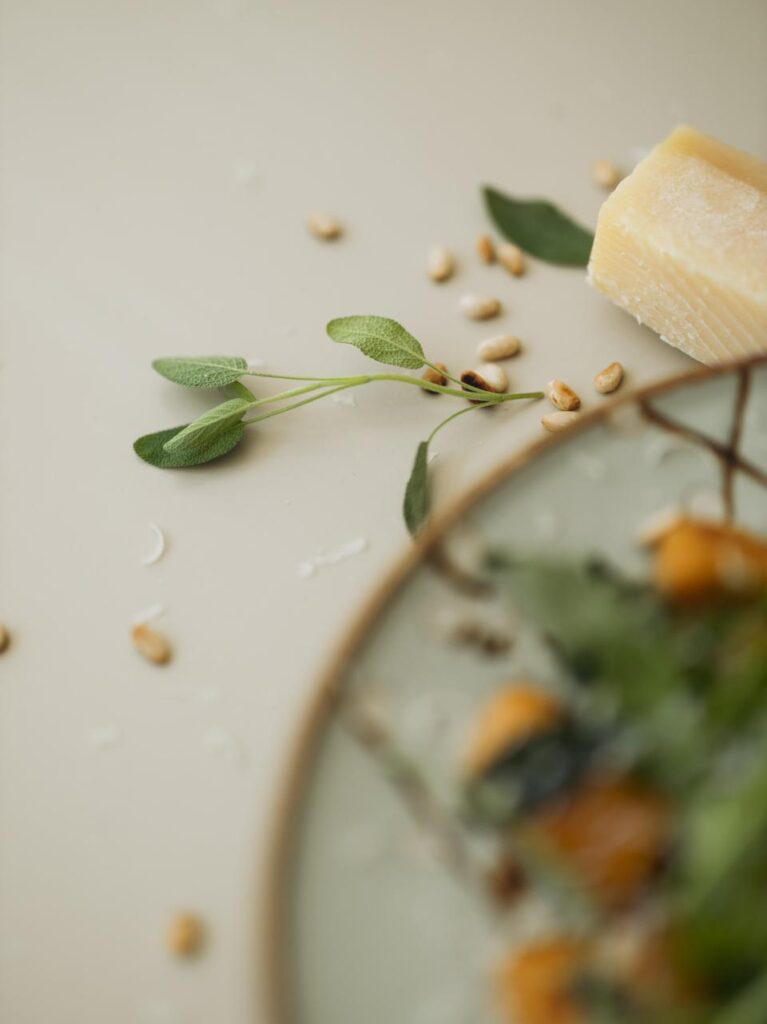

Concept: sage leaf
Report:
left=327, top=316, right=425, bottom=369
left=133, top=422, right=245, bottom=468
left=152, top=356, right=249, bottom=388
left=483, top=187, right=594, bottom=266
left=163, top=397, right=251, bottom=456
left=224, top=380, right=257, bottom=402
left=403, top=440, right=430, bottom=535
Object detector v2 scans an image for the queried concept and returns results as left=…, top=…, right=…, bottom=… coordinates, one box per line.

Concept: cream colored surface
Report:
left=589, top=125, right=767, bottom=363
left=1, top=2, right=765, bottom=1022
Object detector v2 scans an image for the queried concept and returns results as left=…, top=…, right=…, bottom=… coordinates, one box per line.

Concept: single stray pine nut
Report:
left=306, top=213, right=342, bottom=240
left=427, top=245, right=455, bottom=282
left=594, top=361, right=624, bottom=394
left=542, top=410, right=581, bottom=432
left=592, top=159, right=622, bottom=190
left=460, top=294, right=502, bottom=320
left=422, top=362, right=449, bottom=392
left=0, top=624, right=9, bottom=653
left=476, top=234, right=496, bottom=264
left=497, top=242, right=526, bottom=277
left=166, top=913, right=204, bottom=957
left=461, top=362, right=508, bottom=397
left=547, top=379, right=581, bottom=412
left=132, top=623, right=171, bottom=665
left=477, top=334, right=521, bottom=361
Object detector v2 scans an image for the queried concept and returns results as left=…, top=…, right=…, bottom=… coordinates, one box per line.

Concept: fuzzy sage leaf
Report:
left=483, top=187, right=594, bottom=266
left=327, top=316, right=425, bottom=369
left=153, top=356, right=249, bottom=388
left=403, top=440, right=430, bottom=536
left=163, top=397, right=251, bottom=456
left=133, top=422, right=245, bottom=468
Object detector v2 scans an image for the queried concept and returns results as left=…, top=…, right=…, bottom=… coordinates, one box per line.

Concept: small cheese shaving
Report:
left=141, top=522, right=166, bottom=567
left=132, top=602, right=166, bottom=625
left=297, top=537, right=369, bottom=579
left=331, top=393, right=357, bottom=407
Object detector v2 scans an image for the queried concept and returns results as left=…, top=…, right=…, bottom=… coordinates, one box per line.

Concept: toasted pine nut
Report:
left=422, top=362, right=449, bottom=392
left=592, top=159, right=622, bottom=190
left=166, top=913, right=204, bottom=957
left=131, top=623, right=171, bottom=665
left=476, top=234, right=496, bottom=264
left=306, top=213, right=342, bottom=240
left=477, top=334, right=521, bottom=361
left=497, top=242, right=526, bottom=277
left=460, top=294, right=502, bottom=320
left=547, top=379, right=581, bottom=411
left=426, top=245, right=455, bottom=282
left=594, top=361, right=624, bottom=394
left=461, top=362, right=508, bottom=397
left=542, top=410, right=581, bottom=432
left=0, top=625, right=9, bottom=653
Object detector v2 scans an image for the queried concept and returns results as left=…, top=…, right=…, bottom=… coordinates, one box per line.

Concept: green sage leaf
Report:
left=163, top=397, right=251, bottom=456
left=152, top=356, right=249, bottom=388
left=483, top=187, right=594, bottom=266
left=224, top=380, right=257, bottom=402
left=403, top=440, right=430, bottom=535
left=133, top=422, right=245, bottom=468
left=327, top=316, right=425, bottom=369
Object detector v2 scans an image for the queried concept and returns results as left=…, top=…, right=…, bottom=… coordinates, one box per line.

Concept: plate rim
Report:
left=259, top=352, right=766, bottom=1024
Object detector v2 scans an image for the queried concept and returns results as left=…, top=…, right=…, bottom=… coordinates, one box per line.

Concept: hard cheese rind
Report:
left=588, top=125, right=767, bottom=365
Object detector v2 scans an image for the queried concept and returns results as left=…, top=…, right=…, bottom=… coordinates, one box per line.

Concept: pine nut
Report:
left=547, top=379, right=581, bottom=411
left=594, top=361, right=624, bottom=394
left=166, top=913, right=204, bottom=957
left=592, top=159, right=622, bottom=190
left=461, top=362, right=508, bottom=397
left=0, top=625, right=9, bottom=653
left=131, top=623, right=171, bottom=665
left=542, top=410, right=581, bottom=432
left=477, top=334, right=521, bottom=361
left=460, top=295, right=502, bottom=320
left=476, top=234, right=496, bottom=264
left=306, top=213, right=343, bottom=240
left=426, top=245, right=455, bottom=282
left=421, top=362, right=449, bottom=392
left=497, top=242, right=526, bottom=277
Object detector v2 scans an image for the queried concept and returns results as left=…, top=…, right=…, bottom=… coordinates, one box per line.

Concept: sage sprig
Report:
left=134, top=316, right=544, bottom=531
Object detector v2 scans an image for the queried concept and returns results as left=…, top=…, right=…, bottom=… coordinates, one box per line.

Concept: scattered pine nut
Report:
left=131, top=623, right=172, bottom=665
left=592, top=159, right=623, bottom=190
left=0, top=624, right=9, bottom=653
left=594, top=361, right=624, bottom=394
left=547, top=379, right=581, bottom=412
left=306, top=213, right=343, bottom=241
left=422, top=363, right=449, bottom=392
left=166, top=913, right=205, bottom=958
left=426, top=245, right=455, bottom=283
left=497, top=242, right=526, bottom=277
left=477, top=334, right=521, bottom=361
left=461, top=362, right=508, bottom=397
left=460, top=294, right=502, bottom=321
left=542, top=410, right=581, bottom=432
left=476, top=234, right=496, bottom=264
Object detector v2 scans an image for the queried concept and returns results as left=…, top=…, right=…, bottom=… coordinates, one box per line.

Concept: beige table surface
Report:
left=2, top=1, right=766, bottom=1021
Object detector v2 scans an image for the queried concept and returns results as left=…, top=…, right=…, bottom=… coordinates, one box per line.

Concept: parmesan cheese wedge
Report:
left=588, top=125, right=767, bottom=365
